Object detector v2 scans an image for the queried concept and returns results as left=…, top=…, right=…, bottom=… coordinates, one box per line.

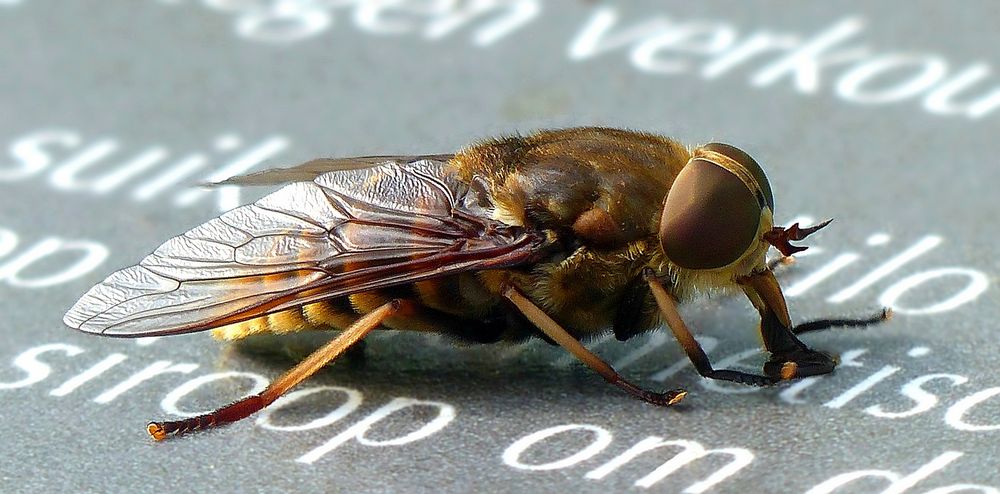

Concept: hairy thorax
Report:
left=450, top=128, right=692, bottom=338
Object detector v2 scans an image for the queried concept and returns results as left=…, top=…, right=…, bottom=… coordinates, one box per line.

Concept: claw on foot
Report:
left=147, top=422, right=167, bottom=441
left=668, top=390, right=688, bottom=405
left=642, top=388, right=688, bottom=406
left=779, top=362, right=798, bottom=380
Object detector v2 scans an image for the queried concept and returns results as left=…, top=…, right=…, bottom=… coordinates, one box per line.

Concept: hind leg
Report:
left=148, top=300, right=402, bottom=440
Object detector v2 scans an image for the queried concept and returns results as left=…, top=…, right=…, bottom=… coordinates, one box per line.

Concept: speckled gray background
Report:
left=1, top=1, right=998, bottom=493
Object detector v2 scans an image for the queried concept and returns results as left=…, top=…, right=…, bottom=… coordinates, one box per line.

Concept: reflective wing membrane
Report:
left=212, top=154, right=456, bottom=186
left=64, top=158, right=546, bottom=337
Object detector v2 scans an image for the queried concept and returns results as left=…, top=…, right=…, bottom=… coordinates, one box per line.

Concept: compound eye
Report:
left=703, top=142, right=773, bottom=211
left=659, top=158, right=762, bottom=270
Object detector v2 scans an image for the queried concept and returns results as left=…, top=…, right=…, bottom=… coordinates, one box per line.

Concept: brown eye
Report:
left=703, top=142, right=773, bottom=210
left=660, top=158, right=762, bottom=270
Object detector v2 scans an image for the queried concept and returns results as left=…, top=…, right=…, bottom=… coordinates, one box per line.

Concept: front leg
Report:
left=759, top=309, right=837, bottom=380
left=759, top=308, right=892, bottom=379
left=739, top=269, right=839, bottom=380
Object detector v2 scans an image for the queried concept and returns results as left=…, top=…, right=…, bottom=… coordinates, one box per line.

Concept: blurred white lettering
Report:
left=0, top=228, right=108, bottom=288
left=0, top=129, right=290, bottom=212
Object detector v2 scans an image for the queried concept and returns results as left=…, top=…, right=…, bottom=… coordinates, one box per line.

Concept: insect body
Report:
left=64, top=127, right=886, bottom=440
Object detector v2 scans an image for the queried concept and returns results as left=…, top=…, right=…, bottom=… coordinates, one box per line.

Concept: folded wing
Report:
left=64, top=158, right=545, bottom=337
left=212, top=154, right=455, bottom=186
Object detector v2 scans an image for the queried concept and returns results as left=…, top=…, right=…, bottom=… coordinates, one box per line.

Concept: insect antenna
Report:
left=762, top=219, right=833, bottom=256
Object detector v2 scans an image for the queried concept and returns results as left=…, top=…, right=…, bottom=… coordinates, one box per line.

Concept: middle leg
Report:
left=502, top=284, right=687, bottom=406
left=644, top=270, right=780, bottom=386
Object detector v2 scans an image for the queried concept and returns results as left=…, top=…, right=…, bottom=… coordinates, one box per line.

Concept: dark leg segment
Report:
left=502, top=284, right=687, bottom=406
left=147, top=300, right=401, bottom=440
left=644, top=271, right=778, bottom=387
left=766, top=307, right=892, bottom=379
left=758, top=309, right=836, bottom=380
left=740, top=269, right=843, bottom=380
left=792, top=308, right=892, bottom=335
left=759, top=306, right=892, bottom=379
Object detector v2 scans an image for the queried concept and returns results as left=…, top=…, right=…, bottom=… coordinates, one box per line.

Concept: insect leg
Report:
left=643, top=270, right=778, bottom=387
left=502, top=284, right=687, bottom=407
left=791, top=308, right=892, bottom=335
left=756, top=310, right=836, bottom=380
left=146, top=300, right=402, bottom=441
left=740, top=270, right=838, bottom=380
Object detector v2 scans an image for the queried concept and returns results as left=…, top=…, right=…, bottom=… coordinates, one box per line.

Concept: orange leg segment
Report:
left=147, top=300, right=400, bottom=440
left=502, top=284, right=686, bottom=407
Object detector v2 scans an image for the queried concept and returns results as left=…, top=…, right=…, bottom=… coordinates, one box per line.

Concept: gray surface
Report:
left=1, top=1, right=999, bottom=492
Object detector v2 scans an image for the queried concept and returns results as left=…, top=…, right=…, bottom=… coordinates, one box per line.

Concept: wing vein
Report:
left=65, top=158, right=550, bottom=337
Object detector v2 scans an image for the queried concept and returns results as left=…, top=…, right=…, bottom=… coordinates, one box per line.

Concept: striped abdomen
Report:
left=210, top=272, right=513, bottom=342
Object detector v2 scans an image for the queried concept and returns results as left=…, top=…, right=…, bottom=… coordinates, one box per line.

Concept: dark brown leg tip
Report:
left=779, top=362, right=798, bottom=380
left=668, top=390, right=688, bottom=405
left=765, top=350, right=836, bottom=379
left=644, top=388, right=688, bottom=406
left=147, top=422, right=167, bottom=441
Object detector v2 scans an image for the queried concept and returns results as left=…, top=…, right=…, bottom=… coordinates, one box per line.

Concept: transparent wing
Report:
left=213, top=154, right=455, bottom=186
left=64, top=158, right=546, bottom=337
